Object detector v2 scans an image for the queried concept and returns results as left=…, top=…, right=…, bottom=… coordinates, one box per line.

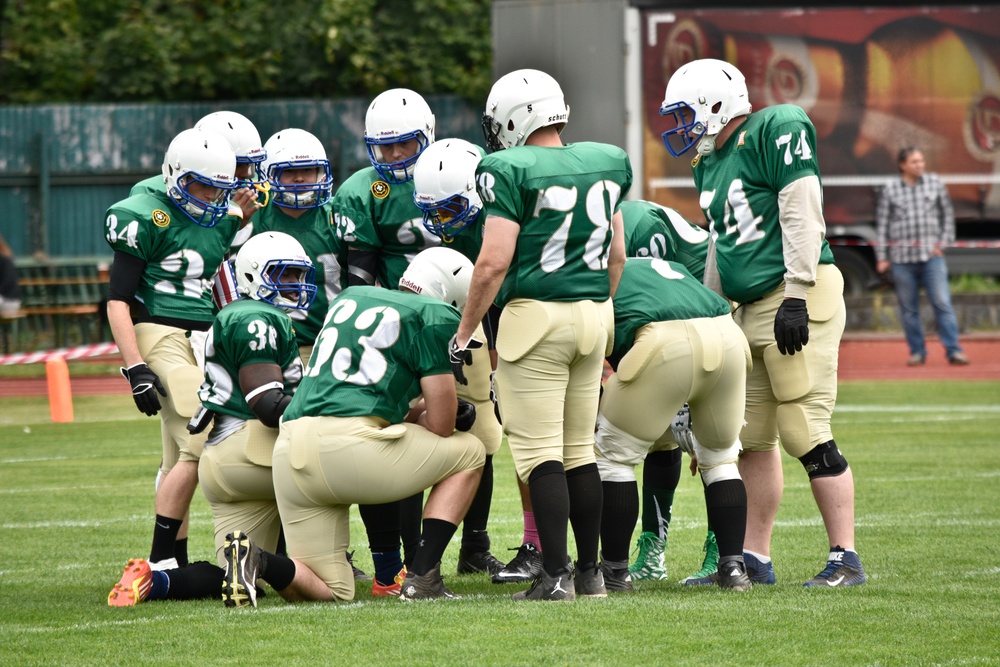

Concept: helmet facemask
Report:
left=262, top=129, right=334, bottom=210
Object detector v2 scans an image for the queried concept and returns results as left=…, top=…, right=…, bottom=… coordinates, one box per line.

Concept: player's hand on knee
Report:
left=455, top=398, right=477, bottom=432
left=120, top=362, right=167, bottom=416
left=773, top=297, right=809, bottom=355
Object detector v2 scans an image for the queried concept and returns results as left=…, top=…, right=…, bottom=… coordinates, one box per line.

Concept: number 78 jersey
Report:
left=476, top=142, right=632, bottom=308
left=693, top=104, right=834, bottom=304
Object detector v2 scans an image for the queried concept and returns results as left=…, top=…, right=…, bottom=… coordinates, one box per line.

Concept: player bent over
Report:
left=596, top=258, right=752, bottom=592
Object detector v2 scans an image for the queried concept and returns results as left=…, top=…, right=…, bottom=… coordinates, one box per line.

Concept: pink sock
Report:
left=523, top=511, right=540, bottom=551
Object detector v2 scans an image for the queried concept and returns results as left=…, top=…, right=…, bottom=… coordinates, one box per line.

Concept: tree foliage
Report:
left=0, top=0, right=492, bottom=104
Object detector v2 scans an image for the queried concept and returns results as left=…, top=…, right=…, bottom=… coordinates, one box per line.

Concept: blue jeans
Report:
left=891, top=256, right=963, bottom=358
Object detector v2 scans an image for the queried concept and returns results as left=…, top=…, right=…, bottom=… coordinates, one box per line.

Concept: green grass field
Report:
left=2, top=381, right=999, bottom=666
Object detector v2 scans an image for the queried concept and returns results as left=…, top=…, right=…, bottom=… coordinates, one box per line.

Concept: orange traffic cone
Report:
left=46, top=357, right=74, bottom=423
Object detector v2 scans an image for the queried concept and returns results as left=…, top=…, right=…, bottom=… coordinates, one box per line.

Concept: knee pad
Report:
left=595, top=453, right=636, bottom=483
left=595, top=413, right=652, bottom=468
left=799, top=440, right=848, bottom=479
left=693, top=438, right=741, bottom=470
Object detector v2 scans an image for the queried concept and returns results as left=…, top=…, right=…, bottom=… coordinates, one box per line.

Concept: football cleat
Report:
left=222, top=531, right=261, bottom=607
left=715, top=559, right=752, bottom=592
left=744, top=551, right=776, bottom=585
left=599, top=560, right=634, bottom=593
left=512, top=566, right=575, bottom=602
left=457, top=548, right=505, bottom=576
left=803, top=547, right=866, bottom=588
left=108, top=558, right=153, bottom=607
left=573, top=562, right=608, bottom=598
left=347, top=550, right=372, bottom=582
left=371, top=566, right=407, bottom=597
left=628, top=531, right=667, bottom=581
left=682, top=531, right=720, bottom=586
left=398, top=564, right=461, bottom=601
left=492, top=543, right=543, bottom=584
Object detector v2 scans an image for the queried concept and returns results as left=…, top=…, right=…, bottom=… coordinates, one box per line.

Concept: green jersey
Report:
left=252, top=200, right=344, bottom=347
left=621, top=200, right=709, bottom=280
left=476, top=142, right=633, bottom=308
left=334, top=167, right=441, bottom=290
left=283, top=286, right=458, bottom=425
left=104, top=190, right=240, bottom=323
left=610, top=258, right=731, bottom=365
left=199, top=299, right=303, bottom=419
left=130, top=175, right=165, bottom=197
left=692, top=105, right=834, bottom=304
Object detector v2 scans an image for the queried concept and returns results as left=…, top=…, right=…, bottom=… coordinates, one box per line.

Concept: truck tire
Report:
left=831, top=246, right=878, bottom=297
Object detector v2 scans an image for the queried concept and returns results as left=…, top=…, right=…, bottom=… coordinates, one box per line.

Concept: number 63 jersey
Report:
left=692, top=104, right=834, bottom=304
left=283, top=286, right=459, bottom=426
left=476, top=142, right=632, bottom=308
left=104, top=191, right=241, bottom=323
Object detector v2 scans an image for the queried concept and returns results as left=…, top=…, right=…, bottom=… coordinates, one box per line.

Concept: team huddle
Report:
left=105, top=58, right=865, bottom=607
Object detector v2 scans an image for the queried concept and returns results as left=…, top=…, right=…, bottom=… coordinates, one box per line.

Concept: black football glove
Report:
left=455, top=398, right=477, bottom=432
left=448, top=335, right=483, bottom=386
left=120, top=362, right=167, bottom=416
left=773, top=298, right=809, bottom=356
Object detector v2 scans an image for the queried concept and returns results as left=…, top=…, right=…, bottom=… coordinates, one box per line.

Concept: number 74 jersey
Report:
left=692, top=104, right=834, bottom=304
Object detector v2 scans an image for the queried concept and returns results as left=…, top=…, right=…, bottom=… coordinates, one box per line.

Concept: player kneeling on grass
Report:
left=109, top=231, right=317, bottom=607
left=230, top=247, right=486, bottom=604
left=595, top=257, right=753, bottom=592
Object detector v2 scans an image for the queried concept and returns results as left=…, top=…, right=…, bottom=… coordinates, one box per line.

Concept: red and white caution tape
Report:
left=0, top=342, right=120, bottom=366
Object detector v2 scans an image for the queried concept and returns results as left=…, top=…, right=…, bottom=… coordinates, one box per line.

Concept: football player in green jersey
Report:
left=109, top=231, right=317, bottom=608
left=660, top=58, right=865, bottom=587
left=254, top=127, right=341, bottom=355
left=263, top=247, right=485, bottom=602
left=413, top=138, right=544, bottom=583
left=618, top=200, right=724, bottom=585
left=452, top=69, right=632, bottom=601
left=334, top=89, right=442, bottom=590
left=595, top=257, right=752, bottom=592
left=105, top=127, right=240, bottom=576
left=411, top=138, right=508, bottom=578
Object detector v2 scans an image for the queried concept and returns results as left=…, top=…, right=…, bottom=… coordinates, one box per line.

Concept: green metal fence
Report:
left=0, top=97, right=482, bottom=259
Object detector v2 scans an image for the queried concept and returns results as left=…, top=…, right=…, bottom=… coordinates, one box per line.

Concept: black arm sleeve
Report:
left=346, top=247, right=379, bottom=287
left=251, top=387, right=293, bottom=428
left=108, top=250, right=146, bottom=302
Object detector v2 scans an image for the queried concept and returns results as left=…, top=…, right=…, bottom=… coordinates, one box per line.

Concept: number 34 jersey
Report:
left=692, top=104, right=834, bottom=304
left=104, top=191, right=241, bottom=324
left=199, top=299, right=304, bottom=420
left=476, top=142, right=632, bottom=308
left=283, top=286, right=459, bottom=426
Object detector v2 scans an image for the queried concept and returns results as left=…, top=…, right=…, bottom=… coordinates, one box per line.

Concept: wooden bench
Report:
left=6, top=259, right=110, bottom=351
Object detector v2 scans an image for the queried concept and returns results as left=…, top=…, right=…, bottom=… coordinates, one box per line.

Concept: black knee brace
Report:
left=799, top=440, right=848, bottom=479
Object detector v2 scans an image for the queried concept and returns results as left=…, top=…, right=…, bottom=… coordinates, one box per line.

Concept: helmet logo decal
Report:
left=371, top=181, right=390, bottom=199
left=151, top=209, right=170, bottom=227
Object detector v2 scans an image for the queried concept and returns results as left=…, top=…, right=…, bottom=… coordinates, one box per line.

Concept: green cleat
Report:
left=628, top=531, right=667, bottom=581
left=681, top=530, right=720, bottom=586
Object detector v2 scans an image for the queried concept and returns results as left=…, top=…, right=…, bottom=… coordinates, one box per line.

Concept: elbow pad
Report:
left=249, top=386, right=292, bottom=428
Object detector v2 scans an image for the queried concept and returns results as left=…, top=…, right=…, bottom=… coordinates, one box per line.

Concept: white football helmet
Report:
left=482, top=69, right=570, bottom=152
left=364, top=88, right=435, bottom=184
left=398, top=247, right=474, bottom=312
left=162, top=128, right=237, bottom=228
left=262, top=128, right=334, bottom=209
left=659, top=58, right=752, bottom=157
left=195, top=111, right=267, bottom=185
left=412, top=138, right=484, bottom=241
left=234, top=231, right=317, bottom=312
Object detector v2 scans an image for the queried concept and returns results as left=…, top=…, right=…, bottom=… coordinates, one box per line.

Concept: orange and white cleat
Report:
left=108, top=558, right=153, bottom=607
left=371, top=566, right=407, bottom=597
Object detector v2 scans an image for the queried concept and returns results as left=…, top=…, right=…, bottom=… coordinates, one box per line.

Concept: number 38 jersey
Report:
left=283, top=286, right=459, bottom=425
left=104, top=191, right=240, bottom=324
left=693, top=104, right=834, bottom=304
left=476, top=142, right=632, bottom=308
left=199, top=299, right=304, bottom=420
